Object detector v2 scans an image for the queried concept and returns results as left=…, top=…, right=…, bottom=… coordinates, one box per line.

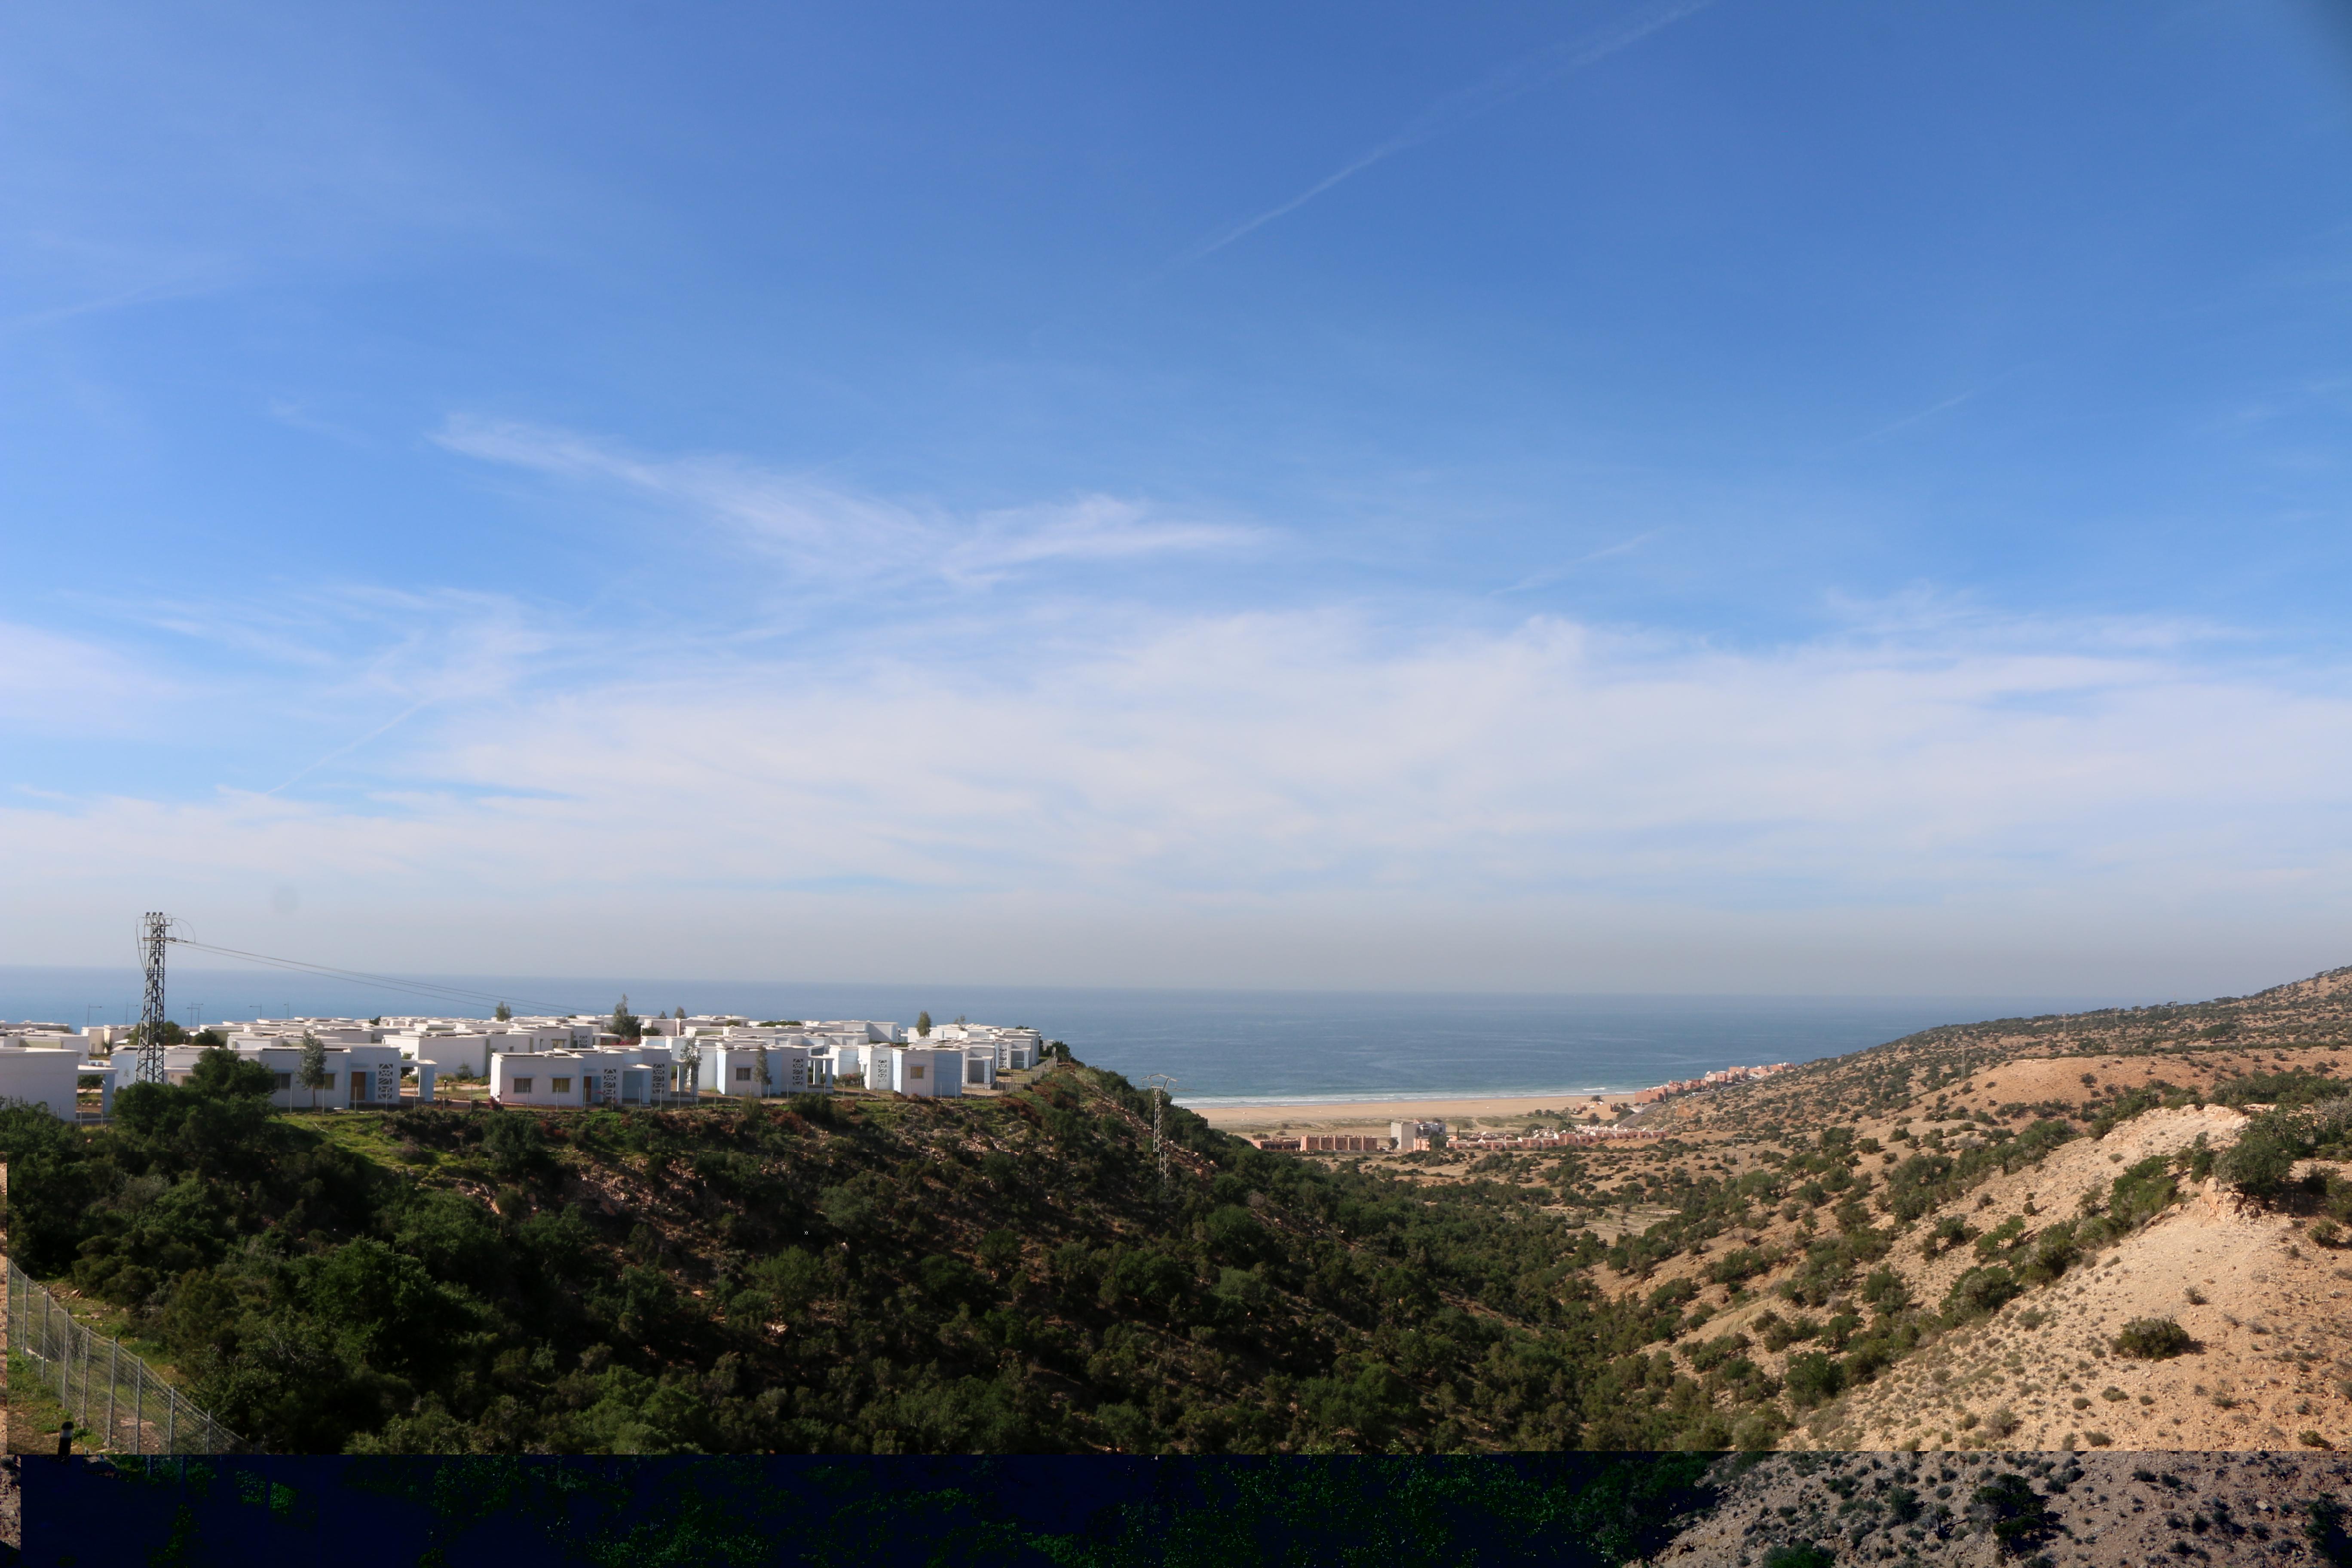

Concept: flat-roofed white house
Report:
left=573, top=1051, right=660, bottom=1107
left=808, top=1020, right=903, bottom=1044
left=881, top=1046, right=960, bottom=1098
left=490, top=1050, right=596, bottom=1108
left=583, top=1043, right=683, bottom=1105
left=960, top=1047, right=998, bottom=1089
left=166, top=1041, right=430, bottom=1111
left=695, top=1042, right=834, bottom=1099
left=0, top=1044, right=90, bottom=1119
left=389, top=1030, right=495, bottom=1079
left=922, top=1023, right=1043, bottom=1071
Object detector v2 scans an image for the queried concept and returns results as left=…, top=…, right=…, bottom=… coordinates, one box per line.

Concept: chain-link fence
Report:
left=8, top=1260, right=241, bottom=1454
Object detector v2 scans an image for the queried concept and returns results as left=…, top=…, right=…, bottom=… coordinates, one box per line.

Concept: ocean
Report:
left=0, top=966, right=2122, bottom=1106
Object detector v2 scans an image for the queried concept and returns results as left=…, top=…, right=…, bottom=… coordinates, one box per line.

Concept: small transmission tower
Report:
left=135, top=911, right=172, bottom=1085
left=1144, top=1073, right=1179, bottom=1192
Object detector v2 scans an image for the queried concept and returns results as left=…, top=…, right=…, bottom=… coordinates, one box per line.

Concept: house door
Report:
left=350, top=1071, right=369, bottom=1104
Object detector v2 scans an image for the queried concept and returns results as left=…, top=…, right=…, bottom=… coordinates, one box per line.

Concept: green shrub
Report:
left=1944, top=1265, right=2022, bottom=1320
left=1921, top=1213, right=1971, bottom=1257
left=2113, top=1316, right=2193, bottom=1360
left=2025, top=1219, right=2079, bottom=1281
left=1843, top=1337, right=1896, bottom=1386
left=1706, top=1246, right=1768, bottom=1285
left=1646, top=1277, right=1700, bottom=1311
left=2108, top=1156, right=2177, bottom=1226
left=1973, top=1214, right=2027, bottom=1262
left=2310, top=1498, right=2352, bottom=1567
left=2221, top=1119, right=2303, bottom=1197
left=1683, top=1332, right=1749, bottom=1374
left=1732, top=1406, right=1788, bottom=1451
left=1858, top=1265, right=1911, bottom=1315
left=1969, top=1472, right=2056, bottom=1553
left=2214, top=1070, right=2352, bottom=1109
left=1784, top=1350, right=1845, bottom=1408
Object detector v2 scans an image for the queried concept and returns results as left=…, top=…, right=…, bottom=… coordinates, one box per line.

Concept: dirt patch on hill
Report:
left=1791, top=1106, right=2352, bottom=1453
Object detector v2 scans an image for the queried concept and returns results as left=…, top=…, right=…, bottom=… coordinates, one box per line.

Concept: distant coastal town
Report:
left=0, top=1007, right=1046, bottom=1120
left=0, top=1008, right=1793, bottom=1150
left=1239, top=1061, right=1795, bottom=1153
left=1636, top=1060, right=1795, bottom=1103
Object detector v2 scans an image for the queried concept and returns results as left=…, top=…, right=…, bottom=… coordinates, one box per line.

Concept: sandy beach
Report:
left=1183, top=1090, right=1643, bottom=1137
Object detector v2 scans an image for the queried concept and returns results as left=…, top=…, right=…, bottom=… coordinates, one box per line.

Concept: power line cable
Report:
left=163, top=938, right=580, bottom=1018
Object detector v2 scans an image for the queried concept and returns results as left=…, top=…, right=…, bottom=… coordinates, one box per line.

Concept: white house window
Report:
left=551, top=1077, right=572, bottom=1093
left=513, top=1078, right=533, bottom=1093
left=910, top=1064, right=925, bottom=1080
left=273, top=1072, right=292, bottom=1091
left=735, top=1066, right=753, bottom=1081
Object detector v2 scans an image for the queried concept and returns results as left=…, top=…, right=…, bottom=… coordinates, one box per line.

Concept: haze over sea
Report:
left=0, top=966, right=2124, bottom=1105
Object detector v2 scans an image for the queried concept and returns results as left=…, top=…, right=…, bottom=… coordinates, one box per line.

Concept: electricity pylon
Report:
left=1144, top=1073, right=1179, bottom=1192
left=135, top=912, right=171, bottom=1085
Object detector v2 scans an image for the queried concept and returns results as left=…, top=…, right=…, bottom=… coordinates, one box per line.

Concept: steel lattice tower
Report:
left=1144, top=1074, right=1179, bottom=1192
left=136, top=911, right=171, bottom=1085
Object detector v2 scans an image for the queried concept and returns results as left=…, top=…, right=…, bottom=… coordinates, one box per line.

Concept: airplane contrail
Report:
left=1159, top=0, right=1718, bottom=275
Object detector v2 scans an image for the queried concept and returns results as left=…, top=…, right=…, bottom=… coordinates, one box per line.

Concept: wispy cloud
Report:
left=1495, top=530, right=1660, bottom=594
left=0, top=622, right=162, bottom=731
left=1158, top=0, right=1715, bottom=273
left=258, top=698, right=435, bottom=796
left=8, top=597, right=2350, bottom=992
left=434, top=416, right=1261, bottom=588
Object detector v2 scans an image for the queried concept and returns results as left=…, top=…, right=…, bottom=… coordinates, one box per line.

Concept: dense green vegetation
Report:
left=83, top=1450, right=1727, bottom=1566
left=2217, top=1097, right=2352, bottom=1212
left=2, top=1047, right=1770, bottom=1455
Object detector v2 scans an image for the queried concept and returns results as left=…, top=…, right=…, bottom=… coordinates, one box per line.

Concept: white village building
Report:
left=874, top=1045, right=962, bottom=1098
left=13, top=1003, right=1042, bottom=1119
left=0, top=1042, right=94, bottom=1120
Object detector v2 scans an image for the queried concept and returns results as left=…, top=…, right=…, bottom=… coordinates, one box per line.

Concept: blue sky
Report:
left=4, top=0, right=2351, bottom=994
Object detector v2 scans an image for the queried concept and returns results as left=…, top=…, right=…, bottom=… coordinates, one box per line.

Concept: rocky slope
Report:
left=1650, top=1449, right=2352, bottom=1565
left=1553, top=967, right=2352, bottom=1457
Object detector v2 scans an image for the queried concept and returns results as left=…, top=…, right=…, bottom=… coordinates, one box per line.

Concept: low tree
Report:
left=610, top=995, right=642, bottom=1040
left=2221, top=1118, right=2300, bottom=1197
left=494, top=1001, right=511, bottom=1022
left=297, top=1031, right=331, bottom=1112
left=916, top=1011, right=932, bottom=1038
left=2114, top=1316, right=2193, bottom=1360
left=1967, top=1472, right=2056, bottom=1557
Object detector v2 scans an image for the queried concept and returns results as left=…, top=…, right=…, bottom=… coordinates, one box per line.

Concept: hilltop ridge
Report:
left=1568, top=963, right=2352, bottom=1458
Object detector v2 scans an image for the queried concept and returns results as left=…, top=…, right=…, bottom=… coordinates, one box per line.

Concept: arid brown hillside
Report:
left=1651, top=1449, right=2352, bottom=1565
left=1539, top=965, right=2352, bottom=1456
left=1649, top=963, right=2352, bottom=1139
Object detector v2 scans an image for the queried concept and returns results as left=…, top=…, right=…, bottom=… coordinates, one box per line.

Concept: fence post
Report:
left=11, top=1264, right=236, bottom=1455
